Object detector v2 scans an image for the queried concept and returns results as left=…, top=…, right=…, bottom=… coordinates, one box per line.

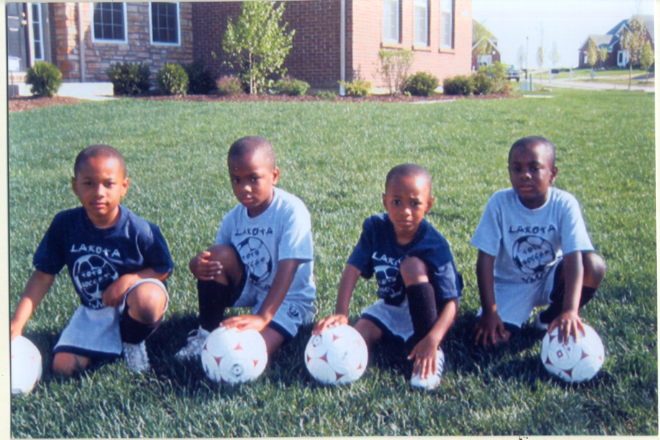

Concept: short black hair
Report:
left=227, top=136, right=276, bottom=169
left=509, top=136, right=556, bottom=167
left=385, top=163, right=432, bottom=193
left=74, top=145, right=126, bottom=177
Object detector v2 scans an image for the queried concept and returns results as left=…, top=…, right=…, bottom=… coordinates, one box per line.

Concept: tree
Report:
left=586, top=38, right=598, bottom=77
left=619, top=17, right=648, bottom=90
left=550, top=41, right=560, bottom=81
left=222, top=2, right=295, bottom=94
left=473, top=21, right=494, bottom=60
left=517, top=45, right=526, bottom=70
left=536, top=46, right=544, bottom=79
left=598, top=47, right=608, bottom=69
left=640, top=41, right=654, bottom=82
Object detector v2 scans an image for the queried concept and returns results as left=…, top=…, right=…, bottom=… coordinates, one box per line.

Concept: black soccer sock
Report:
left=120, top=305, right=162, bottom=344
left=198, top=279, right=235, bottom=332
left=539, top=285, right=599, bottom=324
left=406, top=282, right=438, bottom=346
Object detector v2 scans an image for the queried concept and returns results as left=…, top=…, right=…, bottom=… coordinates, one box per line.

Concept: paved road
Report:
left=533, top=76, right=654, bottom=93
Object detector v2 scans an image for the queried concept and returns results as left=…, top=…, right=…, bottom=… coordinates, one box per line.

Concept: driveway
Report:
left=534, top=76, right=654, bottom=93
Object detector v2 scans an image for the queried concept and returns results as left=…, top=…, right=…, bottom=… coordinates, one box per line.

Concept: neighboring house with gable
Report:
left=471, top=22, right=500, bottom=70
left=8, top=1, right=473, bottom=93
left=578, top=14, right=654, bottom=69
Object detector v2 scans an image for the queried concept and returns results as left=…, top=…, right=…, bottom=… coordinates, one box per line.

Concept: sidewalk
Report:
left=57, top=82, right=115, bottom=100
left=534, top=77, right=654, bottom=93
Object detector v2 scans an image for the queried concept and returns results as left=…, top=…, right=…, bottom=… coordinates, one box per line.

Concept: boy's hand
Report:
left=189, top=251, right=223, bottom=281
left=103, top=274, right=136, bottom=307
left=313, top=314, right=349, bottom=335
left=474, top=312, right=509, bottom=347
left=548, top=310, right=584, bottom=344
left=408, top=335, right=440, bottom=379
left=221, top=314, right=268, bottom=332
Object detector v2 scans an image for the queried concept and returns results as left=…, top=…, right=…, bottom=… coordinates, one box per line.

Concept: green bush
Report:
left=340, top=79, right=372, bottom=97
left=471, top=72, right=493, bottom=95
left=403, top=71, right=439, bottom=97
left=217, top=75, right=244, bottom=96
left=315, top=90, right=337, bottom=100
left=25, top=61, right=62, bottom=97
left=106, top=62, right=152, bottom=96
left=478, top=61, right=507, bottom=92
left=183, top=60, right=216, bottom=95
left=273, top=76, right=310, bottom=96
left=443, top=75, right=472, bottom=96
left=378, top=49, right=414, bottom=94
left=156, top=63, right=189, bottom=96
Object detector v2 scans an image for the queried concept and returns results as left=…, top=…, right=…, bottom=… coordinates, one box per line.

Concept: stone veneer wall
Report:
left=51, top=2, right=193, bottom=82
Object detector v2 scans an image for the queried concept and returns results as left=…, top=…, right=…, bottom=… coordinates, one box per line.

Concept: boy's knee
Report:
left=52, top=352, right=89, bottom=377
left=126, top=282, right=167, bottom=323
left=355, top=318, right=382, bottom=348
left=583, top=252, right=606, bottom=287
left=399, top=257, right=429, bottom=286
left=207, top=244, right=240, bottom=265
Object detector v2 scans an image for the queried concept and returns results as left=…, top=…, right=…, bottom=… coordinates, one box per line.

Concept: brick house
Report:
left=9, top=1, right=472, bottom=92
left=578, top=15, right=654, bottom=69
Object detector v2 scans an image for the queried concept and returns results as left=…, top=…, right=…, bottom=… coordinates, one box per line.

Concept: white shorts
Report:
left=233, top=281, right=317, bottom=340
left=361, top=298, right=415, bottom=342
left=54, top=279, right=169, bottom=359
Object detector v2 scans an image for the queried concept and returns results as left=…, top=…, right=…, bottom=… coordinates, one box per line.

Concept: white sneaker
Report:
left=123, top=341, right=151, bottom=372
left=410, top=347, right=445, bottom=390
left=175, top=326, right=210, bottom=360
left=535, top=313, right=549, bottom=331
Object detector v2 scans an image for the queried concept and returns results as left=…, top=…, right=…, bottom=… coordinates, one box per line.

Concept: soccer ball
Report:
left=11, top=336, right=43, bottom=396
left=305, top=324, right=368, bottom=385
left=201, top=327, right=268, bottom=384
left=540, top=323, right=605, bottom=383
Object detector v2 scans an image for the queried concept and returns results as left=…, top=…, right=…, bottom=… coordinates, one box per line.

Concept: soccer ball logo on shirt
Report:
left=511, top=235, right=555, bottom=275
left=237, top=237, right=273, bottom=287
left=374, top=265, right=404, bottom=303
left=72, top=254, right=119, bottom=308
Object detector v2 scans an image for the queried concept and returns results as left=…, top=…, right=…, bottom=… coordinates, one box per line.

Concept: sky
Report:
left=471, top=0, right=655, bottom=68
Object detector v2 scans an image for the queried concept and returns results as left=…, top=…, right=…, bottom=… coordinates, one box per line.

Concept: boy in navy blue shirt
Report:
left=314, top=164, right=462, bottom=390
left=10, top=145, right=174, bottom=375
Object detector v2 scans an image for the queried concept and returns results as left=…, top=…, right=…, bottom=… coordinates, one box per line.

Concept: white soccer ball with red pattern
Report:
left=11, top=336, right=43, bottom=396
left=305, top=324, right=368, bottom=385
left=201, top=327, right=268, bottom=384
left=541, top=323, right=605, bottom=383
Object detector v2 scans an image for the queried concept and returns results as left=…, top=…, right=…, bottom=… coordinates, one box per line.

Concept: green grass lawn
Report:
left=8, top=88, right=657, bottom=436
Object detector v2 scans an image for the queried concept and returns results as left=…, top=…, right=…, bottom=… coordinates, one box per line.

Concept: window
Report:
left=151, top=3, right=179, bottom=45
left=440, top=0, right=454, bottom=49
left=31, top=3, right=44, bottom=60
left=617, top=50, right=629, bottom=67
left=383, top=0, right=401, bottom=44
left=93, top=3, right=126, bottom=42
left=414, top=0, right=429, bottom=47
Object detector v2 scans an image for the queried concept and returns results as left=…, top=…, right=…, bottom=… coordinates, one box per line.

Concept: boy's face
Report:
left=72, top=156, right=129, bottom=228
left=508, top=143, right=558, bottom=209
left=382, top=174, right=434, bottom=245
left=228, top=151, right=280, bottom=217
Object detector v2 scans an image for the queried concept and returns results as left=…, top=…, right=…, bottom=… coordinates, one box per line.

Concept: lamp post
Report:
left=526, top=36, right=529, bottom=79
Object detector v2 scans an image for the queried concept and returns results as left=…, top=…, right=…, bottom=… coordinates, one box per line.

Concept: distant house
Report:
left=8, top=1, right=473, bottom=93
left=471, top=20, right=500, bottom=70
left=578, top=14, right=654, bottom=69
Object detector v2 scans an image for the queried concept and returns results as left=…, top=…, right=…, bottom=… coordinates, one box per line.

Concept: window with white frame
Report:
left=617, top=50, right=630, bottom=67
left=31, top=3, right=44, bottom=60
left=414, top=0, right=429, bottom=46
left=151, top=2, right=179, bottom=45
left=383, top=0, right=401, bottom=44
left=440, top=0, right=454, bottom=49
left=93, top=3, right=126, bottom=42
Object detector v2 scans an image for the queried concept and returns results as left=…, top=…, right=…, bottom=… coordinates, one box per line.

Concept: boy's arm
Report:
left=11, top=270, right=55, bottom=340
left=547, top=251, right=584, bottom=343
left=103, top=268, right=172, bottom=307
left=313, top=263, right=362, bottom=334
left=474, top=250, right=507, bottom=347
left=221, top=259, right=302, bottom=331
left=408, top=298, right=458, bottom=378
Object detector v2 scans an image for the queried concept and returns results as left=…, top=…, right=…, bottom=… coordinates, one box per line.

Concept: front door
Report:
left=7, top=3, right=28, bottom=72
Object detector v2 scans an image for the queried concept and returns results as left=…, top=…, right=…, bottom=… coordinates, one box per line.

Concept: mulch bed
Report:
left=9, top=92, right=517, bottom=112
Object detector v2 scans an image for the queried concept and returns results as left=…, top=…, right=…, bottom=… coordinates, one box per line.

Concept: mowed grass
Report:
left=8, top=89, right=656, bottom=436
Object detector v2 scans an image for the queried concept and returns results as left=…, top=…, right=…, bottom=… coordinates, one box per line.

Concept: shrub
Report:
left=217, top=75, right=244, bottom=96
left=273, top=77, right=310, bottom=96
left=340, top=79, right=372, bottom=97
left=478, top=61, right=507, bottom=92
left=183, top=60, right=216, bottom=95
left=471, top=72, right=493, bottom=95
left=156, top=63, right=189, bottom=96
left=106, top=62, right=151, bottom=96
left=443, top=75, right=472, bottom=96
left=378, top=49, right=414, bottom=94
left=402, top=71, right=439, bottom=97
left=25, top=61, right=62, bottom=97
left=315, top=90, right=337, bottom=100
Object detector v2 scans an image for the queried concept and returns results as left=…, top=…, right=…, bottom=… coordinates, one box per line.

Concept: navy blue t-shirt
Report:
left=347, top=213, right=463, bottom=306
left=33, top=205, right=174, bottom=310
